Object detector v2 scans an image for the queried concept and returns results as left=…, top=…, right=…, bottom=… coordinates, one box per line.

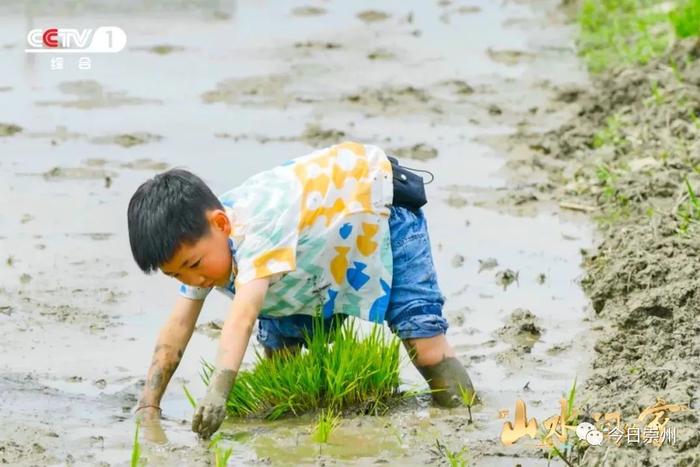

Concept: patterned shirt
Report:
left=179, top=141, right=394, bottom=322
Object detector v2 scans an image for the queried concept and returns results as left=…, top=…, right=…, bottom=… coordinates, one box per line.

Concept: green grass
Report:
left=130, top=421, right=141, bottom=467
left=579, top=0, right=675, bottom=72
left=596, top=165, right=630, bottom=208
left=579, top=0, right=700, bottom=72
left=676, top=177, right=700, bottom=233
left=201, top=316, right=402, bottom=419
left=432, top=439, right=469, bottom=467
left=670, top=0, right=700, bottom=38
left=592, top=114, right=626, bottom=149
left=313, top=408, right=341, bottom=443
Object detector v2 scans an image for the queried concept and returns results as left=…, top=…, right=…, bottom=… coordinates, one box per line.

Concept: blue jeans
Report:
left=257, top=205, right=448, bottom=349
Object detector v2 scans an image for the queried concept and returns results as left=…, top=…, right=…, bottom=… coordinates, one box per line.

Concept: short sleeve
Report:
left=234, top=218, right=298, bottom=286
left=178, top=282, right=212, bottom=301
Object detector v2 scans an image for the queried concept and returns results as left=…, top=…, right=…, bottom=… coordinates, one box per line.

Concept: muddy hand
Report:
left=191, top=369, right=235, bottom=439
left=417, top=356, right=476, bottom=408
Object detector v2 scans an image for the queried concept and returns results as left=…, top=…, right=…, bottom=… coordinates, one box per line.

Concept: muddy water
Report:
left=0, top=1, right=592, bottom=465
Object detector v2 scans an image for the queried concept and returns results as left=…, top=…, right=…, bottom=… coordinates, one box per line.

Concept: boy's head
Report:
left=127, top=169, right=232, bottom=288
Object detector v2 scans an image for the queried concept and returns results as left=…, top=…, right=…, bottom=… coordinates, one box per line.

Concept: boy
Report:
left=128, top=141, right=474, bottom=439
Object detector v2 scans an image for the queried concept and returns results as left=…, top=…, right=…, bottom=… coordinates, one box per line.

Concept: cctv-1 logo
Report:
left=26, top=27, right=126, bottom=53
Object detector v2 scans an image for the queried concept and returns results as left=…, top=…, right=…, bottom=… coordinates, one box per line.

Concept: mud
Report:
left=356, top=10, right=390, bottom=23
left=0, top=122, right=21, bottom=136
left=504, top=38, right=700, bottom=466
left=91, top=132, right=163, bottom=148
left=292, top=6, right=327, bottom=17
left=391, top=143, right=439, bottom=161
left=133, top=45, right=186, bottom=55
left=0, top=1, right=596, bottom=466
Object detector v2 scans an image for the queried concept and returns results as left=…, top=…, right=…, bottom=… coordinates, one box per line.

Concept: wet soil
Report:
left=503, top=38, right=700, bottom=466
left=0, top=0, right=595, bottom=466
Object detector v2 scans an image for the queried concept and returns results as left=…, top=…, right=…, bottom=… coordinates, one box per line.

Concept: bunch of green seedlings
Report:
left=313, top=408, right=341, bottom=444
left=201, top=315, right=402, bottom=419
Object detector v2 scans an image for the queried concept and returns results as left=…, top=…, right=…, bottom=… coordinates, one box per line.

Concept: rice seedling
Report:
left=676, top=177, right=700, bottom=233
left=458, top=385, right=478, bottom=424
left=669, top=0, right=700, bottom=38
left=201, top=315, right=402, bottom=419
left=209, top=434, right=233, bottom=467
left=130, top=421, right=141, bottom=467
left=183, top=384, right=197, bottom=408
left=312, top=408, right=341, bottom=443
left=542, top=379, right=581, bottom=467
left=431, top=439, right=469, bottom=467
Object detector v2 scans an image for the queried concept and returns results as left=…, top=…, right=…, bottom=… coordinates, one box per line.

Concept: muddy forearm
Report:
left=138, top=297, right=203, bottom=408
left=139, top=344, right=184, bottom=407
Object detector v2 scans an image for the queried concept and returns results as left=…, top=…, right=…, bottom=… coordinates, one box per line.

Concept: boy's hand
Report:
left=192, top=278, right=268, bottom=438
left=191, top=369, right=235, bottom=439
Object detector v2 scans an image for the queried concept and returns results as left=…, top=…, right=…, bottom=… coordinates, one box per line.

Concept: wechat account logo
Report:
left=576, top=422, right=603, bottom=446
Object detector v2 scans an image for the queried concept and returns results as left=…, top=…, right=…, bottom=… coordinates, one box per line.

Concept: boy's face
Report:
left=160, top=209, right=233, bottom=288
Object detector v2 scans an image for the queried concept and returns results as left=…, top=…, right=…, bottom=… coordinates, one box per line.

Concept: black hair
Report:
left=127, top=168, right=223, bottom=273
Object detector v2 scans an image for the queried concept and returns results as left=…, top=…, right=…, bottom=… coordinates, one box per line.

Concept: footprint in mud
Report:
left=495, top=268, right=519, bottom=290
left=486, top=48, right=536, bottom=66
left=390, top=143, right=438, bottom=161
left=36, top=80, right=160, bottom=109
left=299, top=123, right=348, bottom=147
left=495, top=309, right=543, bottom=367
left=343, top=85, right=437, bottom=115
left=478, top=257, right=498, bottom=272
left=357, top=10, right=391, bottom=23
left=90, top=132, right=163, bottom=148
left=0, top=123, right=22, bottom=137
left=291, top=6, right=326, bottom=17
left=438, top=79, right=475, bottom=97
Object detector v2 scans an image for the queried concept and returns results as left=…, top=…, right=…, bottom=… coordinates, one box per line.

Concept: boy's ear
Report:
left=208, top=209, right=231, bottom=236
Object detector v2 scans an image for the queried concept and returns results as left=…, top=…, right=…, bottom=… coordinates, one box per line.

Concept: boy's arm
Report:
left=191, top=277, right=269, bottom=438
left=137, top=295, right=204, bottom=419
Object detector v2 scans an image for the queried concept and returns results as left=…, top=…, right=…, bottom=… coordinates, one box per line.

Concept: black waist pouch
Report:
left=388, top=155, right=428, bottom=210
